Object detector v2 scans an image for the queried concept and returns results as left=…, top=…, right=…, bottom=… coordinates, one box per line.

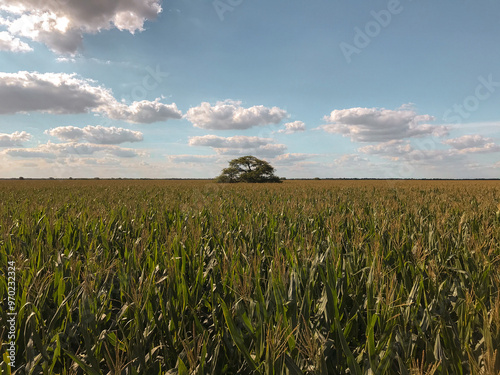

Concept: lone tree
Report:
left=216, top=156, right=282, bottom=183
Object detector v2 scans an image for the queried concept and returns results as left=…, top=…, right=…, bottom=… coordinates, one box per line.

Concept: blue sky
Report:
left=0, top=0, right=499, bottom=178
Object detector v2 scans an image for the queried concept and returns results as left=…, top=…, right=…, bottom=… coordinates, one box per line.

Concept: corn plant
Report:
left=0, top=179, right=499, bottom=374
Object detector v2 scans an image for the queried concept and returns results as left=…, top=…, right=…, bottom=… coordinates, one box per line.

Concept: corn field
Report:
left=1, top=179, right=499, bottom=374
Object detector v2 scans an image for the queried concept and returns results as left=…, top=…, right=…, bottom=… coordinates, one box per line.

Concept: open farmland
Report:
left=1, top=179, right=499, bottom=374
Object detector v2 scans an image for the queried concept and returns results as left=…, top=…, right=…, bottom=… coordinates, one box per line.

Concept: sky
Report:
left=0, top=0, right=499, bottom=179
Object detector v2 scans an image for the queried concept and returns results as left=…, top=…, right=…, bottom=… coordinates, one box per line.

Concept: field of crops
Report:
left=1, top=179, right=499, bottom=374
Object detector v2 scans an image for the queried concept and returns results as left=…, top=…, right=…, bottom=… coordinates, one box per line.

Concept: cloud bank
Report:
left=0, top=0, right=163, bottom=54
left=45, top=125, right=143, bottom=144
left=0, top=131, right=31, bottom=147
left=443, top=134, right=494, bottom=150
left=0, top=71, right=182, bottom=123
left=186, top=100, right=288, bottom=130
left=189, top=135, right=287, bottom=157
left=321, top=106, right=448, bottom=142
left=278, top=121, right=306, bottom=134
left=4, top=142, right=142, bottom=159
left=0, top=31, right=32, bottom=52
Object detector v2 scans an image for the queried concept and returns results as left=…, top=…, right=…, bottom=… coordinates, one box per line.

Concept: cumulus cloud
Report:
left=347, top=133, right=500, bottom=171
left=4, top=142, right=142, bottom=159
left=45, top=125, right=143, bottom=144
left=189, top=135, right=271, bottom=149
left=359, top=140, right=413, bottom=157
left=334, top=154, right=370, bottom=166
left=167, top=154, right=219, bottom=163
left=0, top=71, right=108, bottom=114
left=277, top=121, right=306, bottom=134
left=321, top=106, right=448, bottom=142
left=6, top=149, right=56, bottom=159
left=44, top=126, right=84, bottom=142
left=0, top=31, right=32, bottom=52
left=0, top=71, right=182, bottom=123
left=355, top=137, right=492, bottom=174
left=443, top=135, right=494, bottom=150
left=0, top=0, right=162, bottom=54
left=186, top=100, right=288, bottom=130
left=110, top=99, right=182, bottom=124
left=215, top=144, right=287, bottom=158
left=189, top=135, right=287, bottom=158
left=273, top=153, right=315, bottom=164
left=0, top=131, right=31, bottom=147
left=451, top=143, right=500, bottom=154
left=357, top=139, right=450, bottom=164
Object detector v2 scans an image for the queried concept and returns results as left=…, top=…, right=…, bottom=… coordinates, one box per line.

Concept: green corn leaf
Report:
left=2, top=352, right=12, bottom=375
left=62, top=349, right=101, bottom=375
left=335, top=317, right=362, bottom=375
left=220, top=298, right=260, bottom=372
left=178, top=357, right=188, bottom=375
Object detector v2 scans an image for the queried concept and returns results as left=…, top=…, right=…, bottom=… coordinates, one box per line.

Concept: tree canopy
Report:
left=215, top=156, right=282, bottom=183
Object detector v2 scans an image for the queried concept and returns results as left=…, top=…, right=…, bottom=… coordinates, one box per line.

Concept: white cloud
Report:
left=359, top=140, right=413, bottom=157
left=278, top=121, right=306, bottom=134
left=189, top=135, right=287, bottom=158
left=186, top=100, right=288, bottom=130
left=321, top=106, right=448, bottom=142
left=4, top=142, right=142, bottom=159
left=273, top=153, right=315, bottom=164
left=0, top=131, right=31, bottom=147
left=45, top=125, right=143, bottom=144
left=167, top=154, right=219, bottom=163
left=0, top=31, right=32, bottom=52
left=334, top=154, right=370, bottom=166
left=0, top=0, right=162, bottom=54
left=106, top=147, right=140, bottom=158
left=451, top=143, right=500, bottom=154
left=111, top=99, right=182, bottom=124
left=44, top=126, right=84, bottom=141
left=215, top=144, right=287, bottom=158
left=189, top=135, right=271, bottom=148
left=0, top=71, right=182, bottom=123
left=5, top=149, right=56, bottom=159
left=55, top=56, right=76, bottom=63
left=443, top=134, right=494, bottom=150
left=0, top=71, right=109, bottom=114
left=78, top=157, right=121, bottom=166
left=357, top=139, right=457, bottom=164
left=351, top=136, right=499, bottom=177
